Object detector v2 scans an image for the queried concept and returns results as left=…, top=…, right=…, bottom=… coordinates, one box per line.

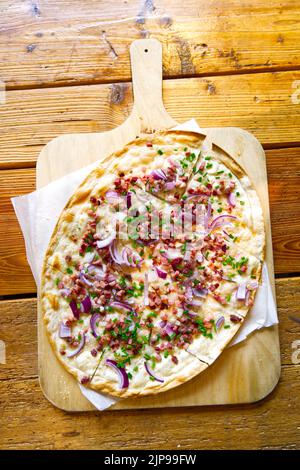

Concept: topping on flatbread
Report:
left=41, top=131, right=264, bottom=397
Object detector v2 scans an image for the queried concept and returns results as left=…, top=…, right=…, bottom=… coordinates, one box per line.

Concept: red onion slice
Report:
left=227, top=191, right=236, bottom=207
left=79, top=272, right=93, bottom=287
left=161, top=249, right=182, bottom=261
left=236, top=283, right=247, bottom=300
left=184, top=250, right=192, bottom=262
left=132, top=251, right=143, bottom=268
left=144, top=361, right=164, bottom=383
left=87, top=264, right=105, bottom=280
left=136, top=238, right=158, bottom=246
left=67, top=333, right=85, bottom=358
left=204, top=202, right=212, bottom=229
left=127, top=191, right=132, bottom=209
left=247, top=280, right=259, bottom=290
left=193, top=287, right=208, bottom=298
left=96, top=230, right=116, bottom=249
left=106, top=273, right=116, bottom=283
left=60, top=288, right=71, bottom=297
left=90, top=313, right=101, bottom=337
left=184, top=194, right=204, bottom=201
left=222, top=275, right=237, bottom=283
left=209, top=214, right=237, bottom=230
left=69, top=300, right=80, bottom=319
left=144, top=273, right=149, bottom=306
left=148, top=268, right=158, bottom=282
left=83, top=251, right=95, bottom=264
left=155, top=266, right=167, bottom=279
left=151, top=169, right=168, bottom=181
left=110, top=243, right=143, bottom=268
left=196, top=252, right=204, bottom=263
left=80, top=295, right=92, bottom=313
left=105, top=359, right=129, bottom=389
left=168, top=158, right=181, bottom=168
left=121, top=247, right=143, bottom=268
left=185, top=285, right=193, bottom=301
left=110, top=300, right=134, bottom=313
left=165, top=181, right=176, bottom=191
left=222, top=229, right=232, bottom=241
left=190, top=299, right=203, bottom=307
left=164, top=323, right=175, bottom=336
left=59, top=322, right=72, bottom=338
left=105, top=190, right=123, bottom=203
left=216, top=316, right=225, bottom=330
left=245, top=289, right=251, bottom=306
left=109, top=241, right=124, bottom=264
left=187, top=310, right=198, bottom=318
left=121, top=247, right=131, bottom=267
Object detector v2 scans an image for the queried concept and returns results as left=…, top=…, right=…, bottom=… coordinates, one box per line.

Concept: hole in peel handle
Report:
left=129, top=39, right=177, bottom=132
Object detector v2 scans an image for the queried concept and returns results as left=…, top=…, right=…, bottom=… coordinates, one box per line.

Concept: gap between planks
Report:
left=4, top=65, right=300, bottom=93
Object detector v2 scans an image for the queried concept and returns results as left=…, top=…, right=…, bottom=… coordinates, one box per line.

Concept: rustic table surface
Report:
left=0, top=0, right=300, bottom=450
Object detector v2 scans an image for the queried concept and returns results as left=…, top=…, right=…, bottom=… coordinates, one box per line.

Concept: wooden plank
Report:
left=0, top=277, right=299, bottom=449
left=1, top=70, right=300, bottom=169
left=1, top=147, right=299, bottom=295
left=266, top=147, right=300, bottom=274
left=0, top=367, right=297, bottom=450
left=0, top=277, right=296, bottom=379
left=0, top=168, right=36, bottom=295
left=1, top=0, right=300, bottom=89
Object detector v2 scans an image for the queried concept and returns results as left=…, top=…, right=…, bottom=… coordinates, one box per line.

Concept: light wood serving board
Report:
left=36, top=39, right=280, bottom=411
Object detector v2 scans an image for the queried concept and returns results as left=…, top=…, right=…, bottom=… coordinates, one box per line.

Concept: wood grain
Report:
left=2, top=147, right=299, bottom=295
left=0, top=0, right=298, bottom=451
left=0, top=277, right=299, bottom=449
left=1, top=70, right=300, bottom=169
left=0, top=168, right=36, bottom=295
left=1, top=0, right=300, bottom=89
left=266, top=147, right=300, bottom=274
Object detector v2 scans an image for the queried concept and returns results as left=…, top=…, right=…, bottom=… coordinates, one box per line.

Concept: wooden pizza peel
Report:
left=36, top=39, right=280, bottom=411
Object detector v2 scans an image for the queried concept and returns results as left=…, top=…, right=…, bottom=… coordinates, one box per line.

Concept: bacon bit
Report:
left=146, top=142, right=153, bottom=147
left=213, top=294, right=227, bottom=305
left=90, top=196, right=97, bottom=204
left=80, top=376, right=90, bottom=384
left=204, top=318, right=213, bottom=329
left=59, top=349, right=66, bottom=356
left=65, top=255, right=72, bottom=263
left=225, top=181, right=236, bottom=194
left=171, top=356, right=178, bottom=364
left=230, top=314, right=242, bottom=323
left=91, top=349, right=97, bottom=357
left=199, top=160, right=205, bottom=171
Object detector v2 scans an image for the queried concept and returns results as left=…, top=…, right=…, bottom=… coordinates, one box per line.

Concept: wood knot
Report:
left=110, top=84, right=127, bottom=105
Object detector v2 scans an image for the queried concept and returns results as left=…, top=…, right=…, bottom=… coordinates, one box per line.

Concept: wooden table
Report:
left=0, top=0, right=300, bottom=450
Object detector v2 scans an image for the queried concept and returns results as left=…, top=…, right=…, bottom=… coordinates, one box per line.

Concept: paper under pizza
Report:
left=41, top=131, right=265, bottom=397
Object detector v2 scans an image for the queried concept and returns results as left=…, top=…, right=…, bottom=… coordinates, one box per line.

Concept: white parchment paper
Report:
left=12, top=120, right=278, bottom=410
